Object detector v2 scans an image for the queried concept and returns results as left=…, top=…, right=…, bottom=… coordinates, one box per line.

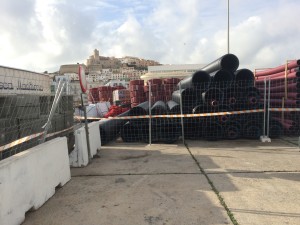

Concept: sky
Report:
left=0, top=0, right=299, bottom=72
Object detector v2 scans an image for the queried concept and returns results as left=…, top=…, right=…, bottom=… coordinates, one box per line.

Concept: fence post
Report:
left=260, top=77, right=271, bottom=142
left=81, top=93, right=92, bottom=161
left=148, top=81, right=152, bottom=145
left=266, top=77, right=271, bottom=139
left=179, top=83, right=185, bottom=144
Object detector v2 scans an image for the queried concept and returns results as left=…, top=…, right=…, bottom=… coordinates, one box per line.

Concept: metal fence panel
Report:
left=0, top=66, right=77, bottom=160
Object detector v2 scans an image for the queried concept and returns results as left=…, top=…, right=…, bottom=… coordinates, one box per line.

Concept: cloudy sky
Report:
left=0, top=0, right=299, bottom=72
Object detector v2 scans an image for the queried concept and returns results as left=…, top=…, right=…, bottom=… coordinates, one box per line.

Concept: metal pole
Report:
left=179, top=83, right=185, bottom=144
left=260, top=76, right=271, bottom=142
left=227, top=0, right=230, bottom=54
left=149, top=82, right=152, bottom=145
left=267, top=77, right=271, bottom=138
left=81, top=93, right=92, bottom=161
left=263, top=77, right=266, bottom=137
left=40, top=80, right=65, bottom=144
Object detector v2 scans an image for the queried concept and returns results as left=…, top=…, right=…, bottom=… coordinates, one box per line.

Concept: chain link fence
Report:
left=0, top=66, right=79, bottom=160
left=99, top=74, right=299, bottom=146
left=255, top=64, right=300, bottom=145
left=1, top=57, right=299, bottom=160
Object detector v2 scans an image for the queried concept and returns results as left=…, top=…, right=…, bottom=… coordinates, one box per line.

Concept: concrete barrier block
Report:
left=88, top=121, right=101, bottom=156
left=0, top=137, right=71, bottom=225
left=69, top=121, right=101, bottom=167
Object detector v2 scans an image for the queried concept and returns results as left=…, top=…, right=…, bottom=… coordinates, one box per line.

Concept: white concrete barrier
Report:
left=69, top=121, right=101, bottom=167
left=0, top=137, right=71, bottom=225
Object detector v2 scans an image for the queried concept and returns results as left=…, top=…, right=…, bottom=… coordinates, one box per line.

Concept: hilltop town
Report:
left=58, top=49, right=160, bottom=86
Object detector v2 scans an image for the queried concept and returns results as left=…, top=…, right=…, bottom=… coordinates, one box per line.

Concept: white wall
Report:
left=0, top=137, right=71, bottom=225
left=69, top=121, right=101, bottom=167
left=0, top=65, right=51, bottom=95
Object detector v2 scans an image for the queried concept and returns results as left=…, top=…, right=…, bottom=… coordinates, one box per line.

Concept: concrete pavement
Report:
left=187, top=139, right=300, bottom=225
left=22, top=138, right=300, bottom=225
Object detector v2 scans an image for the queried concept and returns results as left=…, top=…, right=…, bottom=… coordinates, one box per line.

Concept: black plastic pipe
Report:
left=150, top=100, right=168, bottom=126
left=201, top=121, right=224, bottom=141
left=191, top=104, right=209, bottom=137
left=129, top=101, right=150, bottom=125
left=201, top=54, right=239, bottom=73
left=224, top=120, right=241, bottom=140
left=210, top=69, right=234, bottom=89
left=268, top=119, right=283, bottom=138
left=193, top=104, right=212, bottom=114
left=139, top=124, right=158, bottom=143
left=193, top=104, right=232, bottom=124
left=215, top=104, right=233, bottom=124
left=140, top=121, right=181, bottom=144
left=183, top=117, right=201, bottom=140
left=235, top=69, right=255, bottom=87
left=151, top=101, right=168, bottom=115
left=129, top=101, right=150, bottom=116
left=242, top=119, right=262, bottom=139
left=155, top=122, right=181, bottom=143
left=99, top=110, right=130, bottom=145
left=120, top=121, right=144, bottom=142
left=242, top=87, right=260, bottom=107
left=166, top=100, right=181, bottom=114
left=202, top=88, right=224, bottom=107
left=177, top=70, right=210, bottom=90
left=224, top=87, right=239, bottom=108
left=172, top=88, right=199, bottom=111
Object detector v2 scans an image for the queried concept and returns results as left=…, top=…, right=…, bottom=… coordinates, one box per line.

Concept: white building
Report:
left=105, top=79, right=128, bottom=88
left=64, top=73, right=79, bottom=81
left=141, top=64, right=206, bottom=82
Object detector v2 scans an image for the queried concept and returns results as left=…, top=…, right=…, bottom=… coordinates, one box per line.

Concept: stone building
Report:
left=59, top=64, right=86, bottom=76
left=120, top=56, right=160, bottom=69
left=86, top=49, right=121, bottom=72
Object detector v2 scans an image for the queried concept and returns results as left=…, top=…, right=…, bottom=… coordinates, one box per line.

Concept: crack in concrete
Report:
left=206, top=170, right=300, bottom=175
left=71, top=172, right=202, bottom=177
left=279, top=137, right=300, bottom=147
left=184, top=142, right=239, bottom=225
left=120, top=153, right=150, bottom=160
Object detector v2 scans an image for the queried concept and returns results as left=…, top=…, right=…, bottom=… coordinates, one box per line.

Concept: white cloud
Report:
left=228, top=1, right=300, bottom=69
left=0, top=0, right=300, bottom=72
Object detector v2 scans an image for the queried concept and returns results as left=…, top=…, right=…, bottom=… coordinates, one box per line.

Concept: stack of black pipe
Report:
left=99, top=110, right=130, bottom=145
left=172, top=53, right=265, bottom=140
left=99, top=53, right=272, bottom=145
left=120, top=100, right=181, bottom=143
left=99, top=99, right=182, bottom=144
left=99, top=100, right=180, bottom=144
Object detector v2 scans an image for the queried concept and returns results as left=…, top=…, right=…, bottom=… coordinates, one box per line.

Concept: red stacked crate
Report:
left=129, top=80, right=145, bottom=108
left=98, top=86, right=113, bottom=103
left=162, top=78, right=180, bottom=102
left=88, top=87, right=99, bottom=103
left=145, top=79, right=163, bottom=103
left=112, top=85, right=126, bottom=91
left=113, top=89, right=130, bottom=105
